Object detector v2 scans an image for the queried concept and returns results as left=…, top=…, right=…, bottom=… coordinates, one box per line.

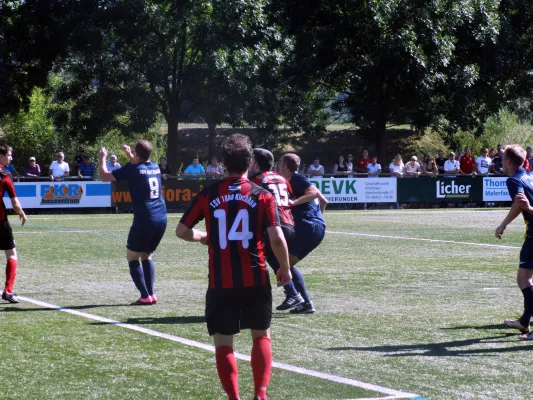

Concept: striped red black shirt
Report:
left=0, top=167, right=16, bottom=222
left=180, top=177, right=280, bottom=289
left=251, top=171, right=294, bottom=226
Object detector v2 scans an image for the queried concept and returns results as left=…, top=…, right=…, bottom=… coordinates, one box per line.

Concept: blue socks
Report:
left=291, top=266, right=311, bottom=304
left=141, top=259, right=155, bottom=296
left=268, top=256, right=299, bottom=297
left=128, top=260, right=149, bottom=298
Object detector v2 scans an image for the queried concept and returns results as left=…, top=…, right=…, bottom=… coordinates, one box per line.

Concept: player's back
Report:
left=181, top=177, right=278, bottom=289
left=113, top=162, right=167, bottom=223
left=290, top=173, right=325, bottom=225
left=508, top=168, right=533, bottom=233
left=251, top=171, right=294, bottom=226
left=0, top=167, right=15, bottom=221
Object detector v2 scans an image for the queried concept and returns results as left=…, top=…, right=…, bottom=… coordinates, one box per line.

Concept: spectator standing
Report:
left=436, top=150, right=446, bottom=174
left=73, top=148, right=85, bottom=170
left=474, top=148, right=491, bottom=175
left=332, top=156, right=349, bottom=176
left=490, top=148, right=505, bottom=175
left=404, top=156, right=421, bottom=176
left=106, top=155, right=122, bottom=172
left=345, top=154, right=354, bottom=172
left=422, top=157, right=439, bottom=176
left=24, top=157, right=41, bottom=178
left=456, top=146, right=463, bottom=162
left=355, top=150, right=372, bottom=172
left=489, top=148, right=496, bottom=159
left=444, top=152, right=461, bottom=174
left=158, top=157, right=172, bottom=180
left=49, top=152, right=70, bottom=181
left=388, top=154, right=404, bottom=177
left=367, top=156, right=381, bottom=175
left=460, top=147, right=475, bottom=174
left=78, top=155, right=96, bottom=179
left=183, top=157, right=206, bottom=180
left=307, top=158, right=324, bottom=176
left=205, top=157, right=224, bottom=178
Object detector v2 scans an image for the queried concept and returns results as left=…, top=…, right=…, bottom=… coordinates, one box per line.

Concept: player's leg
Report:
left=140, top=220, right=167, bottom=304
left=250, top=329, right=272, bottom=400
left=126, top=249, right=151, bottom=304
left=1, top=220, right=19, bottom=303
left=208, top=289, right=241, bottom=400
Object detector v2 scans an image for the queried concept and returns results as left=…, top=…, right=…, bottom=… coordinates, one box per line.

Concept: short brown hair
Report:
left=504, top=144, right=526, bottom=167
left=281, top=153, right=300, bottom=173
left=135, top=140, right=153, bottom=162
left=222, top=134, right=253, bottom=174
left=0, top=143, right=11, bottom=156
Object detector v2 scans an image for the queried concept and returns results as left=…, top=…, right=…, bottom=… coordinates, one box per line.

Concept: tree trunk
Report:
left=374, top=116, right=387, bottom=166
left=167, top=110, right=179, bottom=175
left=207, top=119, right=217, bottom=160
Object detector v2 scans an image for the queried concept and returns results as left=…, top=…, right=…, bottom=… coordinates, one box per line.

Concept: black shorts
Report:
left=0, top=220, right=15, bottom=251
left=265, top=224, right=295, bottom=272
left=205, top=285, right=272, bottom=336
left=127, top=220, right=167, bottom=254
left=520, top=237, right=533, bottom=269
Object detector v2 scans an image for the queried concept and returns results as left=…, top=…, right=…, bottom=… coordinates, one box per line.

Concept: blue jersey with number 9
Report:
left=113, top=162, right=167, bottom=223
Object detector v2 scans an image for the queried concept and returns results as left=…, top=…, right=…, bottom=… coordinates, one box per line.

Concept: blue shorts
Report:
left=292, top=219, right=326, bottom=261
left=520, top=237, right=533, bottom=269
left=127, top=220, right=167, bottom=254
left=266, top=224, right=295, bottom=273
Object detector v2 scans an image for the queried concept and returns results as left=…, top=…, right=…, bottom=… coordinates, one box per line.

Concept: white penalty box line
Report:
left=17, top=296, right=418, bottom=400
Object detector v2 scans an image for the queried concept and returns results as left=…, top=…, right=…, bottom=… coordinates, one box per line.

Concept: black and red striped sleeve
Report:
left=4, top=176, right=16, bottom=199
left=262, top=192, right=280, bottom=227
left=180, top=192, right=206, bottom=228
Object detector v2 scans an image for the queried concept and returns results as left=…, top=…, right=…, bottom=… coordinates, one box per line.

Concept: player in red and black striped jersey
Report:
left=177, top=134, right=291, bottom=400
left=250, top=148, right=312, bottom=312
left=0, top=143, right=27, bottom=304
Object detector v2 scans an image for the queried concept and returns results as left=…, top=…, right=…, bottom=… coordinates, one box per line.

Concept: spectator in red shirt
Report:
left=459, top=147, right=475, bottom=174
left=355, top=150, right=372, bottom=172
left=523, top=158, right=531, bottom=173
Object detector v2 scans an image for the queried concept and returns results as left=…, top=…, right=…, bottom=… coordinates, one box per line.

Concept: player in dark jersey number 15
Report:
left=176, top=134, right=291, bottom=400
left=99, top=141, right=167, bottom=305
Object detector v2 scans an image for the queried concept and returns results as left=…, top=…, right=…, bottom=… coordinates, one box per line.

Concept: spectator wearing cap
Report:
left=444, top=152, right=461, bottom=174
left=106, top=154, right=121, bottom=172
left=206, top=157, right=224, bottom=178
left=49, top=152, right=70, bottom=181
left=459, top=147, right=475, bottom=174
left=355, top=150, right=372, bottom=172
left=404, top=156, right=421, bottom=176
left=307, top=158, right=324, bottom=176
left=78, top=155, right=96, bottom=180
left=367, top=156, right=381, bottom=175
left=388, top=154, right=404, bottom=177
left=473, top=148, right=491, bottom=176
left=24, top=157, right=41, bottom=177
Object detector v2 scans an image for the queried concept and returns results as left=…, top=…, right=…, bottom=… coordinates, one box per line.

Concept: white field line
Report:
left=17, top=296, right=418, bottom=399
left=327, top=231, right=521, bottom=250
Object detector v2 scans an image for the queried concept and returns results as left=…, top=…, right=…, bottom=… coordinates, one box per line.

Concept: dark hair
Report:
left=135, top=140, right=153, bottom=162
left=253, top=148, right=274, bottom=172
left=504, top=145, right=526, bottom=167
left=281, top=153, right=300, bottom=173
left=336, top=155, right=345, bottom=165
left=222, top=134, right=253, bottom=174
left=0, top=142, right=11, bottom=156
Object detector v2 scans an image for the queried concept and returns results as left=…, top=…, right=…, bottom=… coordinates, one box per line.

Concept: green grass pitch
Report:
left=0, top=209, right=530, bottom=400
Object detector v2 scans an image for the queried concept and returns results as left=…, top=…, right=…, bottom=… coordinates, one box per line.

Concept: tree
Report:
left=279, top=0, right=502, bottom=161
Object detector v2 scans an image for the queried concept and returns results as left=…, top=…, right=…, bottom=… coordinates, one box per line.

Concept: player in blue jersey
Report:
left=99, top=141, right=167, bottom=305
left=495, top=145, right=533, bottom=339
left=279, top=153, right=328, bottom=314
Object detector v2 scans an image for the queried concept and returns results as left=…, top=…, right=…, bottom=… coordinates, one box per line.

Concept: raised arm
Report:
left=98, top=147, right=116, bottom=182
left=122, top=144, right=136, bottom=163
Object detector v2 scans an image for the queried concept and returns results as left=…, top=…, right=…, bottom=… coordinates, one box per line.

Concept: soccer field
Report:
left=0, top=209, right=530, bottom=400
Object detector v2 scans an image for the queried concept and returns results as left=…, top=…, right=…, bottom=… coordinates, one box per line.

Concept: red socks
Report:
left=251, top=336, right=272, bottom=400
left=215, top=346, right=239, bottom=400
left=4, top=258, right=17, bottom=294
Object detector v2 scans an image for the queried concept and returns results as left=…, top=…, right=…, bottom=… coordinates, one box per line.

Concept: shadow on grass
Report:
left=91, top=315, right=205, bottom=325
left=441, top=324, right=507, bottom=331
left=0, top=304, right=131, bottom=312
left=325, top=334, right=533, bottom=357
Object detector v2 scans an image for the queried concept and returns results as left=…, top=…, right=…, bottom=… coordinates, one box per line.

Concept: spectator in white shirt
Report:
left=49, top=152, right=70, bottom=181
left=345, top=154, right=354, bottom=172
left=367, top=156, right=381, bottom=175
left=307, top=158, right=324, bottom=176
left=388, top=154, right=404, bottom=177
left=404, top=156, right=421, bottom=176
left=106, top=154, right=121, bottom=172
left=444, top=152, right=461, bottom=174
left=206, top=157, right=225, bottom=178
left=474, top=148, right=491, bottom=175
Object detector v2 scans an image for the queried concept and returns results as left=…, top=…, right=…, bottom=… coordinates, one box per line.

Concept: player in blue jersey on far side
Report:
left=278, top=153, right=328, bottom=314
left=495, top=144, right=533, bottom=339
left=99, top=141, right=167, bottom=305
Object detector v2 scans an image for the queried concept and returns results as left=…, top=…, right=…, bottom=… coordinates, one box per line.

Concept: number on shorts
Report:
left=148, top=177, right=159, bottom=199
left=213, top=209, right=253, bottom=249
